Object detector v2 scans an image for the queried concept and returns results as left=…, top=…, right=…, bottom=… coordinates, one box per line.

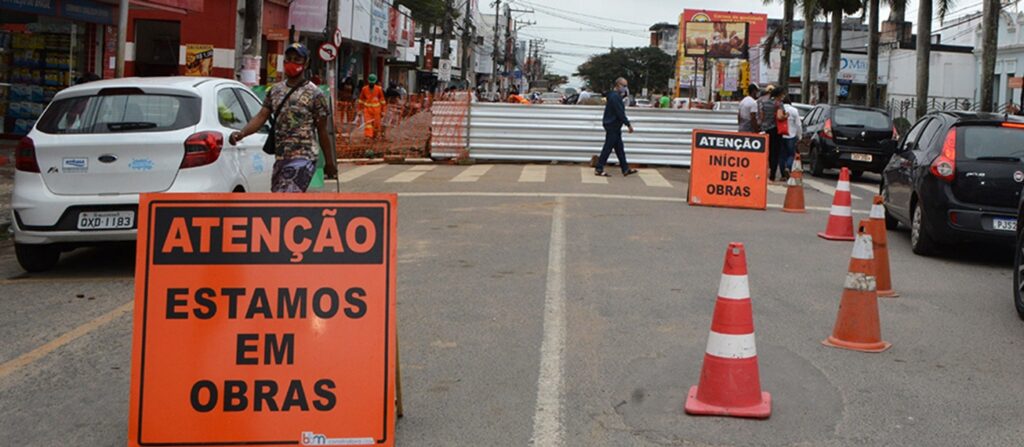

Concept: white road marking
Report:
left=581, top=167, right=608, bottom=184
left=397, top=192, right=870, bottom=215
left=851, top=182, right=879, bottom=195
left=386, top=166, right=436, bottom=183
left=638, top=170, right=673, bottom=188
left=803, top=177, right=862, bottom=200
left=519, top=165, right=547, bottom=183
left=339, top=164, right=385, bottom=183
left=531, top=196, right=566, bottom=447
left=450, top=164, right=493, bottom=182
left=768, top=185, right=788, bottom=194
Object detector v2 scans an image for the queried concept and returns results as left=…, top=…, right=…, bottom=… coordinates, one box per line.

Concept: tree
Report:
left=396, top=0, right=455, bottom=28
left=543, top=74, right=569, bottom=91
left=575, top=47, right=675, bottom=93
left=980, top=0, right=1001, bottom=112
left=916, top=0, right=953, bottom=119
left=762, top=0, right=797, bottom=90
left=802, top=0, right=822, bottom=103
left=865, top=0, right=906, bottom=108
left=821, top=0, right=861, bottom=105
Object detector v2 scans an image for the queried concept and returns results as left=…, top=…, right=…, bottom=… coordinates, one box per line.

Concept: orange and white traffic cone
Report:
left=866, top=197, right=898, bottom=297
left=817, top=167, right=856, bottom=241
left=823, top=229, right=892, bottom=352
left=782, top=154, right=806, bottom=213
left=685, top=242, right=771, bottom=419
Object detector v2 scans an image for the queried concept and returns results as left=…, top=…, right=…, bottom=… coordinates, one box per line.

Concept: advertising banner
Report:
left=370, top=0, right=389, bottom=49
left=184, top=44, right=214, bottom=77
left=288, top=0, right=328, bottom=33
left=684, top=22, right=749, bottom=59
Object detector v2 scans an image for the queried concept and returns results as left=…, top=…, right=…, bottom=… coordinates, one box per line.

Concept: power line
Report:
left=514, top=0, right=651, bottom=27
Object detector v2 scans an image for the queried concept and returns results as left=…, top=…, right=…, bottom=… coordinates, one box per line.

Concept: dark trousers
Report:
left=596, top=126, right=630, bottom=173
left=767, top=130, right=782, bottom=180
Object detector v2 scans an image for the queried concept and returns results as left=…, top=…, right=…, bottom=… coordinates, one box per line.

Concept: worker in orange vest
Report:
left=358, top=73, right=386, bottom=139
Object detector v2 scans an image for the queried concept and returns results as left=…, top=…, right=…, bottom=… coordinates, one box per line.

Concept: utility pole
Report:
left=491, top=0, right=501, bottom=94
left=325, top=0, right=339, bottom=99
left=243, top=0, right=264, bottom=84
left=462, top=0, right=475, bottom=88
left=979, top=0, right=1000, bottom=112
left=116, top=0, right=127, bottom=77
left=441, top=0, right=454, bottom=89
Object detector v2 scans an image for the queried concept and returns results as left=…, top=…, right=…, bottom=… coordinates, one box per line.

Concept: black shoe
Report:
left=595, top=170, right=611, bottom=177
left=623, top=169, right=638, bottom=177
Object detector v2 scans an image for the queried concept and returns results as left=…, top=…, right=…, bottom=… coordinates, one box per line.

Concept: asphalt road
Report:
left=0, top=163, right=1021, bottom=446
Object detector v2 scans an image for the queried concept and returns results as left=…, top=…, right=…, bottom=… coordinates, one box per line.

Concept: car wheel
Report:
left=1014, top=230, right=1024, bottom=320
left=15, top=243, right=61, bottom=272
left=880, top=181, right=899, bottom=230
left=910, top=201, right=939, bottom=256
left=809, top=146, right=825, bottom=177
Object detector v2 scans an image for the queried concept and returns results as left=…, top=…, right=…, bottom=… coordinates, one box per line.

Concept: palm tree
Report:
left=761, top=0, right=796, bottom=90
left=821, top=0, right=861, bottom=105
left=916, top=0, right=954, bottom=119
left=866, top=0, right=907, bottom=108
left=802, top=0, right=822, bottom=103
left=979, top=0, right=1001, bottom=112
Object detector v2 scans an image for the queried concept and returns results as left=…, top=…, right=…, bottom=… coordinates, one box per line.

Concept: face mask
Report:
left=284, top=61, right=305, bottom=78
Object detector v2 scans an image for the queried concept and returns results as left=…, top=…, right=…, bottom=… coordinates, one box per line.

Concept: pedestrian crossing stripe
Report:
left=580, top=167, right=608, bottom=184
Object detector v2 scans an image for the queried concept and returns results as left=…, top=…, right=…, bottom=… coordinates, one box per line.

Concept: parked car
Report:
left=539, top=92, right=564, bottom=104
left=713, top=101, right=741, bottom=112
left=881, top=111, right=1024, bottom=255
left=791, top=102, right=813, bottom=118
left=1015, top=192, right=1024, bottom=319
left=634, top=98, right=652, bottom=108
left=799, top=104, right=898, bottom=177
left=11, top=76, right=274, bottom=272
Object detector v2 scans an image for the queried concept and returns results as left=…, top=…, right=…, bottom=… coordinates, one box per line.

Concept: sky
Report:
left=480, top=0, right=986, bottom=88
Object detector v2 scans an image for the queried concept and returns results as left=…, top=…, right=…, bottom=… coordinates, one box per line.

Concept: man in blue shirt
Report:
left=595, top=77, right=638, bottom=177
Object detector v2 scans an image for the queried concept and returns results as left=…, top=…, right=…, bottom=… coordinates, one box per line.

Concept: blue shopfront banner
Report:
left=1, top=0, right=114, bottom=25
left=61, top=0, right=115, bottom=25
left=0, top=0, right=57, bottom=15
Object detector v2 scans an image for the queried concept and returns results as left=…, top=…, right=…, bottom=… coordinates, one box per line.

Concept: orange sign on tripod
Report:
left=128, top=193, right=398, bottom=447
left=688, top=129, right=769, bottom=210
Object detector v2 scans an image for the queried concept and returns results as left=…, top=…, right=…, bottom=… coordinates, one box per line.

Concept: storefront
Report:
left=0, top=0, right=117, bottom=136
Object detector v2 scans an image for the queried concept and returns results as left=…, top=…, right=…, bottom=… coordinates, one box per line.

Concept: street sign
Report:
left=333, top=28, right=343, bottom=48
left=318, top=42, right=338, bottom=62
left=438, top=59, right=452, bottom=82
left=688, top=130, right=768, bottom=210
left=128, top=193, right=398, bottom=447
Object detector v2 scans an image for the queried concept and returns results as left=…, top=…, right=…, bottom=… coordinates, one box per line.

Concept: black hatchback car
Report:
left=799, top=104, right=898, bottom=177
left=881, top=112, right=1024, bottom=255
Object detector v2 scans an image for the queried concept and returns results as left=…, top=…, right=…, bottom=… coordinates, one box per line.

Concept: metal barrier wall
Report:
left=433, top=103, right=737, bottom=166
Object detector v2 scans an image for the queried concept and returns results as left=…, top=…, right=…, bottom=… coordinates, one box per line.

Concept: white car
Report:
left=11, top=76, right=274, bottom=271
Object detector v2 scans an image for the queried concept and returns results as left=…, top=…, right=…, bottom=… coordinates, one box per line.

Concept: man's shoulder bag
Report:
left=262, top=83, right=304, bottom=155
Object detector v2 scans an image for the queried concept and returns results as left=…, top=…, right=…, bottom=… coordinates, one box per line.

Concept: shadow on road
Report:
left=6, top=243, right=135, bottom=281
left=888, top=230, right=1014, bottom=267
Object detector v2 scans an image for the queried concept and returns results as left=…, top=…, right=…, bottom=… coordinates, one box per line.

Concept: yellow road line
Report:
left=0, top=276, right=132, bottom=285
left=0, top=300, right=133, bottom=380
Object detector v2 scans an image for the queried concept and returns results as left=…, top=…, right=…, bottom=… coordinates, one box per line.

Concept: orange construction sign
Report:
left=128, top=193, right=398, bottom=447
left=688, top=129, right=768, bottom=210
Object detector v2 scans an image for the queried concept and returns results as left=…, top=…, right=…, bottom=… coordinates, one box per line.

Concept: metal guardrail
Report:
left=432, top=102, right=737, bottom=166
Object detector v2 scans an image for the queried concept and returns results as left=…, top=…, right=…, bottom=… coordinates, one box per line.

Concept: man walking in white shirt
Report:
left=737, top=84, right=759, bottom=133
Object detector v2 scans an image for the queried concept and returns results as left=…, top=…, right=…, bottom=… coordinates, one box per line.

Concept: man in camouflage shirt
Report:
left=230, top=43, right=338, bottom=192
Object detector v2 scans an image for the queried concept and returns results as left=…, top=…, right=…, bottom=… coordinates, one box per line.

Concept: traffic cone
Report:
left=867, top=197, right=898, bottom=297
left=817, top=167, right=856, bottom=241
left=685, top=242, right=771, bottom=419
left=782, top=154, right=805, bottom=213
left=823, top=230, right=891, bottom=353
